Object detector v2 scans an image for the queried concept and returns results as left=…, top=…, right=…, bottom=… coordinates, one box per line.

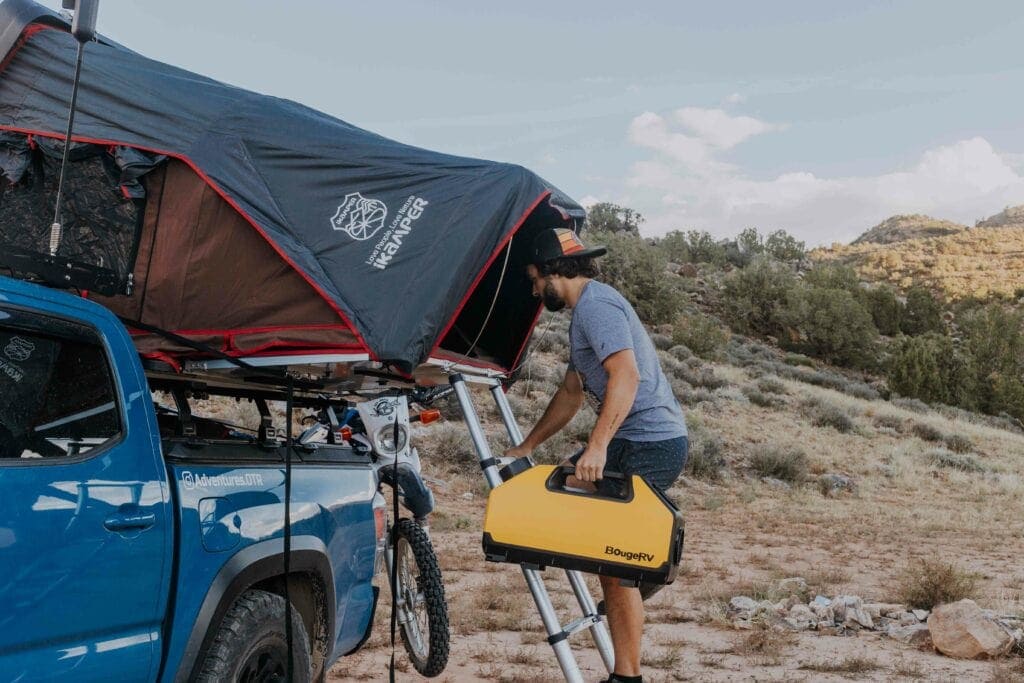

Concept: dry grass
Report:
left=798, top=655, right=881, bottom=676
left=748, top=444, right=809, bottom=483
left=730, top=624, right=794, bottom=666
left=896, top=558, right=979, bottom=610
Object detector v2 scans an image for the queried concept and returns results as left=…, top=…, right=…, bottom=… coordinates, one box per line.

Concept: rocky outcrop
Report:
left=852, top=214, right=966, bottom=245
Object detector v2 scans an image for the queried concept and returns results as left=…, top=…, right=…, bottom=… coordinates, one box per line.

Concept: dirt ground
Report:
left=330, top=365, right=1024, bottom=682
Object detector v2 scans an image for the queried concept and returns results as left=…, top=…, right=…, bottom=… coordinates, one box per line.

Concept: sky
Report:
left=39, top=0, right=1024, bottom=245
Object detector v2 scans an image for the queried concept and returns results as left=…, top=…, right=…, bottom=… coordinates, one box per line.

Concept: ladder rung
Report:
left=560, top=614, right=602, bottom=638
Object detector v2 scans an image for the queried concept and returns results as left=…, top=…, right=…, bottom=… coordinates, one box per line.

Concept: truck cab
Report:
left=0, top=275, right=381, bottom=682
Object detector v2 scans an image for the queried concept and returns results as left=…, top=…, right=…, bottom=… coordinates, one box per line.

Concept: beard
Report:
left=541, top=281, right=566, bottom=312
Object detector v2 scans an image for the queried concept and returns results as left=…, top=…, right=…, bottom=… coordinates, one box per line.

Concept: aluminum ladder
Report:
left=448, top=372, right=615, bottom=682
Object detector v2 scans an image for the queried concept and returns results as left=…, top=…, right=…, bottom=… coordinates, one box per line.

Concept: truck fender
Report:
left=174, top=536, right=335, bottom=683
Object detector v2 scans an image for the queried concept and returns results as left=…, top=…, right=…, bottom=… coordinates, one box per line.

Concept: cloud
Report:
left=723, top=92, right=746, bottom=105
left=673, top=107, right=782, bottom=149
left=623, top=107, right=1024, bottom=245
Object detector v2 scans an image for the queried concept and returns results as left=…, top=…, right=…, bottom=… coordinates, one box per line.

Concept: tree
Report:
left=865, top=285, right=904, bottom=336
left=779, top=286, right=879, bottom=368
left=720, top=256, right=797, bottom=337
left=960, top=304, right=1024, bottom=419
left=736, top=227, right=764, bottom=256
left=764, top=230, right=806, bottom=261
left=901, top=286, right=943, bottom=335
left=590, top=230, right=686, bottom=325
left=802, top=262, right=861, bottom=294
left=585, top=202, right=644, bottom=235
left=887, top=333, right=975, bottom=407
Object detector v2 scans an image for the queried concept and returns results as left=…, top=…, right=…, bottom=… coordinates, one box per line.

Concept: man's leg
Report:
left=600, top=575, right=643, bottom=677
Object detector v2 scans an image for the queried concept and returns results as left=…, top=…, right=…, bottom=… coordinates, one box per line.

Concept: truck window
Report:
left=0, top=313, right=121, bottom=460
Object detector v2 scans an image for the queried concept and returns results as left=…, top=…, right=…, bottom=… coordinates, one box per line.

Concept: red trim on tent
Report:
left=141, top=351, right=182, bottom=373
left=428, top=189, right=550, bottom=368
left=126, top=323, right=357, bottom=337
left=0, top=124, right=376, bottom=360
left=0, top=23, right=56, bottom=73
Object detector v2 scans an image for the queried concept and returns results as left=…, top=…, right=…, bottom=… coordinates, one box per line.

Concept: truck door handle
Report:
left=104, top=509, right=156, bottom=532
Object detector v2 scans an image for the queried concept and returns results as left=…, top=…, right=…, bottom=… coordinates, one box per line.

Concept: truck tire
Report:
left=196, top=588, right=311, bottom=683
left=394, top=518, right=449, bottom=677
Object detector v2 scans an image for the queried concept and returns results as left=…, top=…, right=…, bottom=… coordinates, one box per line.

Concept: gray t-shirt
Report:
left=568, top=280, right=687, bottom=442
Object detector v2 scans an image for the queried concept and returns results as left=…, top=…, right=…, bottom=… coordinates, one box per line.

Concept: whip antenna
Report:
left=49, top=0, right=99, bottom=256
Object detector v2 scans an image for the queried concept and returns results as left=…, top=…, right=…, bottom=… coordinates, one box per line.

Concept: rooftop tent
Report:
left=0, top=0, right=585, bottom=374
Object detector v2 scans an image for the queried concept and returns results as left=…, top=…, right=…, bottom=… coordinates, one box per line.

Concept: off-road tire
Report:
left=394, top=518, right=449, bottom=677
left=196, top=588, right=311, bottom=683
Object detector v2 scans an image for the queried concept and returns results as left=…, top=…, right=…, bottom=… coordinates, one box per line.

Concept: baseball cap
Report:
left=531, top=228, right=607, bottom=265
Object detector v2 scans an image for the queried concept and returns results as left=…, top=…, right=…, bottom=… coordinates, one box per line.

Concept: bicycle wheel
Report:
left=393, top=518, right=449, bottom=677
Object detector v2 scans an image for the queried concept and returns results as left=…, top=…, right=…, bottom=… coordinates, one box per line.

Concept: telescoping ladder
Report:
left=447, top=372, right=615, bottom=682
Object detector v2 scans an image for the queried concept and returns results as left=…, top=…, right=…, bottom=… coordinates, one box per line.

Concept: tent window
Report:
left=0, top=133, right=163, bottom=295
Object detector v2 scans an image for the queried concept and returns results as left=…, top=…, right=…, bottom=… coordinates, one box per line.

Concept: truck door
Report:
left=0, top=297, right=172, bottom=682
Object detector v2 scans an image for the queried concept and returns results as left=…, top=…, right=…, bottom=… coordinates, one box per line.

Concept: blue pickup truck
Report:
left=0, top=274, right=382, bottom=682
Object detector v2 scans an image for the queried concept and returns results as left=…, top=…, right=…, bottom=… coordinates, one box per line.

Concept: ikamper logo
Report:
left=331, top=191, right=389, bottom=241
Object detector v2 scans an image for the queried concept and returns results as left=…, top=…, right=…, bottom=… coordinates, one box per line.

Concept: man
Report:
left=506, top=227, right=688, bottom=683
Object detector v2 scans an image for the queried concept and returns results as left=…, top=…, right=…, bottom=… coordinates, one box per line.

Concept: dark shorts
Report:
left=571, top=435, right=688, bottom=496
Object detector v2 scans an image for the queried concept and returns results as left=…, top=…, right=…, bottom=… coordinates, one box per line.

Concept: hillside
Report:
left=852, top=214, right=966, bottom=246
left=333, top=311, right=1024, bottom=681
left=814, top=206, right=1024, bottom=300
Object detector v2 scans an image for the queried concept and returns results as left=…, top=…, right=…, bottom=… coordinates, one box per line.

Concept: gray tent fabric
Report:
left=0, top=0, right=584, bottom=372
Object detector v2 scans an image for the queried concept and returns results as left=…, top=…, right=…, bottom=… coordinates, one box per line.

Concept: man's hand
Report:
left=574, top=444, right=607, bottom=483
left=505, top=443, right=533, bottom=459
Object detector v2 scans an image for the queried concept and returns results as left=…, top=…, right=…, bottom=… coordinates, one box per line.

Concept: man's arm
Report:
left=505, top=369, right=584, bottom=457
left=574, top=349, right=640, bottom=482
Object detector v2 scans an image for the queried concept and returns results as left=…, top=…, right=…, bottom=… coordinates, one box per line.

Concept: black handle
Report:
left=546, top=464, right=632, bottom=501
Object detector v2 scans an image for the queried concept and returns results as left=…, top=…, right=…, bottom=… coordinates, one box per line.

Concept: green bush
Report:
left=779, top=285, right=879, bottom=368
left=749, top=445, right=808, bottom=483
left=585, top=202, right=643, bottom=235
left=757, top=376, right=787, bottom=395
left=887, top=333, right=975, bottom=408
left=865, top=285, right=904, bottom=336
left=873, top=414, right=904, bottom=432
left=802, top=262, right=861, bottom=294
left=743, top=386, right=782, bottom=408
left=656, top=229, right=728, bottom=266
left=671, top=311, right=730, bottom=359
left=720, top=256, right=798, bottom=337
left=901, top=286, right=943, bottom=335
left=764, top=230, right=806, bottom=261
left=959, top=303, right=1024, bottom=421
left=590, top=230, right=687, bottom=325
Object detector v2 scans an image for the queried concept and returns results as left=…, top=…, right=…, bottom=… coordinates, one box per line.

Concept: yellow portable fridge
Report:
left=482, top=463, right=685, bottom=584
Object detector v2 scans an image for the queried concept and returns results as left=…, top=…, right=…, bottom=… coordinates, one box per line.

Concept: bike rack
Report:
left=448, top=372, right=615, bottom=682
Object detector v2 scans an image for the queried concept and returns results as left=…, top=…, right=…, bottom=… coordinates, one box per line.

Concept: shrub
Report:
left=742, top=386, right=781, bottom=408
left=842, top=381, right=881, bottom=401
left=778, top=285, right=879, bottom=368
left=960, top=303, right=1024, bottom=421
left=802, top=262, right=861, bottom=294
left=585, top=202, right=643, bottom=235
left=764, top=229, right=806, bottom=261
left=667, top=344, right=693, bottom=361
left=591, top=230, right=688, bottom=325
left=943, top=433, right=973, bottom=454
left=892, top=397, right=930, bottom=414
left=784, top=352, right=815, bottom=367
left=720, top=256, right=798, bottom=337
left=887, top=333, right=975, bottom=408
left=650, top=332, right=673, bottom=351
left=749, top=445, right=808, bottom=483
left=896, top=559, right=978, bottom=610
left=926, top=448, right=985, bottom=473
left=808, top=401, right=855, bottom=433
left=865, top=285, right=904, bottom=336
left=901, top=286, right=943, bottom=335
left=672, top=311, right=730, bottom=359
left=685, top=433, right=725, bottom=481
left=873, top=414, right=904, bottom=432
left=911, top=422, right=944, bottom=442
left=756, top=376, right=787, bottom=395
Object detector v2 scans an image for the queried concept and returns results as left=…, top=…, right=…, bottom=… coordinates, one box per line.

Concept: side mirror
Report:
left=70, top=0, right=99, bottom=43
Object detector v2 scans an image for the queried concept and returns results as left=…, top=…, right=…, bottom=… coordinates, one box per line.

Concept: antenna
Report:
left=49, top=0, right=99, bottom=256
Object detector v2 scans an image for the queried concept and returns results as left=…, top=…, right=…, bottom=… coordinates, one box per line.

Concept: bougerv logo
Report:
left=331, top=192, right=388, bottom=241
left=4, top=336, right=34, bottom=362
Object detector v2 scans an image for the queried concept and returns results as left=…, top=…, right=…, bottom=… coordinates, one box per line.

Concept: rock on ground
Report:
left=927, top=599, right=1015, bottom=659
